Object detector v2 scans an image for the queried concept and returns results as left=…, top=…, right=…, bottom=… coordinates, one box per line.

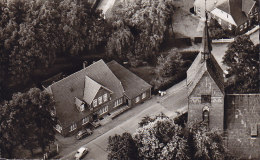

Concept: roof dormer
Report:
left=75, top=97, right=85, bottom=112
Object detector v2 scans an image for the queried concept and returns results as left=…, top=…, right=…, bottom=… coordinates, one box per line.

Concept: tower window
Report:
left=201, top=95, right=211, bottom=103
left=203, top=110, right=209, bottom=122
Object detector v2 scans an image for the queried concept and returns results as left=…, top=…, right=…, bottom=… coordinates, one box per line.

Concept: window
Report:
left=201, top=95, right=211, bottom=103
left=114, top=101, right=117, bottom=108
left=99, top=106, right=108, bottom=115
left=203, top=110, right=209, bottom=122
left=251, top=124, right=258, bottom=137
left=135, top=96, right=140, bottom=103
left=55, top=124, right=62, bottom=133
left=103, top=93, right=108, bottom=102
left=93, top=99, right=97, bottom=107
left=98, top=96, right=102, bottom=105
left=142, top=92, right=146, bottom=99
left=82, top=117, right=89, bottom=125
left=70, top=123, right=77, bottom=132
left=118, top=98, right=123, bottom=105
left=114, top=98, right=122, bottom=108
left=80, top=104, right=85, bottom=112
left=244, top=22, right=247, bottom=29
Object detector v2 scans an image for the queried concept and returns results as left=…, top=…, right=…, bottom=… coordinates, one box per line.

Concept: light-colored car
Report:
left=75, top=147, right=89, bottom=160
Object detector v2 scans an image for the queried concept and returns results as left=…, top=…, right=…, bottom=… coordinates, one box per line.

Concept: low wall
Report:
left=245, top=25, right=259, bottom=36
left=212, top=38, right=234, bottom=43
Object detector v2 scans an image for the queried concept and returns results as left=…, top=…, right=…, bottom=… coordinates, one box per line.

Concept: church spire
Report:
left=201, top=1, right=212, bottom=61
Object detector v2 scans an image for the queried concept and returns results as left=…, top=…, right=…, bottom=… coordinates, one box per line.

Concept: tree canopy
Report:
left=0, top=0, right=108, bottom=90
left=223, top=35, right=259, bottom=93
left=107, top=132, right=138, bottom=160
left=107, top=114, right=233, bottom=160
left=106, top=0, right=175, bottom=63
left=0, top=88, right=57, bottom=158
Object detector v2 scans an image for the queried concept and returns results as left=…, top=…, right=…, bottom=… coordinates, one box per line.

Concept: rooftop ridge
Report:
left=49, top=59, right=104, bottom=88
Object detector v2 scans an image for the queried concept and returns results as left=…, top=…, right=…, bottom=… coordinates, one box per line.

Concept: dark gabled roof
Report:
left=216, top=0, right=251, bottom=26
left=242, top=0, right=256, bottom=15
left=47, top=60, right=124, bottom=127
left=186, top=53, right=224, bottom=96
left=206, top=54, right=224, bottom=92
left=187, top=15, right=224, bottom=96
left=217, top=0, right=230, bottom=14
left=107, top=60, right=152, bottom=99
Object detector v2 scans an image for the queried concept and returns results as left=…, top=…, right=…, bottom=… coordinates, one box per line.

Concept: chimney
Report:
left=83, top=61, right=88, bottom=68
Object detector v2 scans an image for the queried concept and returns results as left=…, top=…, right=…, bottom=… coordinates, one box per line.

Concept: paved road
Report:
left=250, top=30, right=259, bottom=45
left=60, top=80, right=188, bottom=160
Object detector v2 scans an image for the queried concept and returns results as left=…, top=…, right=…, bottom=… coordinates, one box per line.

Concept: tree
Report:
left=151, top=49, right=185, bottom=90
left=107, top=132, right=138, bottom=160
left=0, top=0, right=108, bottom=92
left=106, top=0, right=175, bottom=63
left=186, top=123, right=229, bottom=160
left=155, top=51, right=183, bottom=78
left=0, top=102, right=21, bottom=158
left=0, top=88, right=57, bottom=158
left=223, top=35, right=259, bottom=93
left=134, top=116, right=190, bottom=160
left=107, top=114, right=235, bottom=160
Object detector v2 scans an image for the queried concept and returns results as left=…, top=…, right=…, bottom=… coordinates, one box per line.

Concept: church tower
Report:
left=186, top=12, right=225, bottom=130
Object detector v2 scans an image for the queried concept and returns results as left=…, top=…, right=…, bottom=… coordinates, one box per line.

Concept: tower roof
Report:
left=186, top=11, right=224, bottom=96
left=201, top=13, right=212, bottom=55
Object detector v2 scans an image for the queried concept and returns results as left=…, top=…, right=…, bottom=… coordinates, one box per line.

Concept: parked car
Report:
left=91, top=121, right=101, bottom=128
left=76, top=129, right=93, bottom=140
left=75, top=147, right=88, bottom=160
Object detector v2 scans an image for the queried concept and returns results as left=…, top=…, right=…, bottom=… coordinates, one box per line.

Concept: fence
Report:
left=212, top=38, right=234, bottom=43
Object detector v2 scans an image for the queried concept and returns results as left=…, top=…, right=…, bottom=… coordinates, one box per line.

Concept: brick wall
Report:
left=188, top=72, right=224, bottom=130
left=129, top=89, right=151, bottom=107
left=225, top=94, right=260, bottom=159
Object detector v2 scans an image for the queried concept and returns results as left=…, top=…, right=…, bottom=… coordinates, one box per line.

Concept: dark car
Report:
left=76, top=129, right=93, bottom=140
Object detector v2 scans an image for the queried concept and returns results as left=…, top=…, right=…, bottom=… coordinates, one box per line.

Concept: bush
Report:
left=151, top=51, right=198, bottom=93
left=209, top=19, right=233, bottom=39
left=180, top=51, right=199, bottom=61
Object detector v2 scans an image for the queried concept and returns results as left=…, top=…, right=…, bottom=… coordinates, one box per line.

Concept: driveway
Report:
left=60, top=79, right=188, bottom=160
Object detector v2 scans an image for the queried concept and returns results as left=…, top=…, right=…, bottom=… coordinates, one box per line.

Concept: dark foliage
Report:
left=0, top=88, right=57, bottom=158
left=108, top=114, right=236, bottom=160
left=223, top=35, right=259, bottom=93
left=107, top=132, right=139, bottom=160
left=106, top=0, right=175, bottom=65
left=0, top=0, right=108, bottom=94
left=208, top=19, right=233, bottom=39
left=151, top=51, right=198, bottom=92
